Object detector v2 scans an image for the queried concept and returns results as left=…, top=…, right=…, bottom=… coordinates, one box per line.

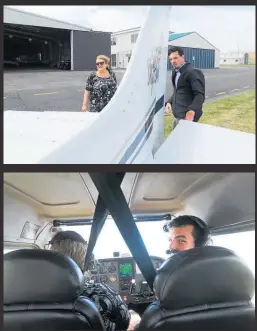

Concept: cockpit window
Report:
left=61, top=222, right=255, bottom=269
left=4, top=249, right=14, bottom=254
left=60, top=219, right=168, bottom=259
left=212, top=231, right=255, bottom=275
left=60, top=222, right=255, bottom=304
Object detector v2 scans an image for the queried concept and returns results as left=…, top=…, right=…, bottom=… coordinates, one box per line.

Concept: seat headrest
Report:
left=4, top=249, right=85, bottom=305
left=154, top=246, right=254, bottom=310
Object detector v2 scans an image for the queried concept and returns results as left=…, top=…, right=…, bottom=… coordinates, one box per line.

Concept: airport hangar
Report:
left=111, top=28, right=220, bottom=69
left=4, top=6, right=111, bottom=71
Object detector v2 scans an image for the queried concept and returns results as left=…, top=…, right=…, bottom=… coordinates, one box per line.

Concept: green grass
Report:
left=164, top=89, right=255, bottom=139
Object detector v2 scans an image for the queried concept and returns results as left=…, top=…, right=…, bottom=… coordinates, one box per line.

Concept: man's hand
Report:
left=128, top=321, right=138, bottom=330
left=128, top=311, right=141, bottom=330
left=185, top=110, right=195, bottom=121
left=165, top=103, right=172, bottom=115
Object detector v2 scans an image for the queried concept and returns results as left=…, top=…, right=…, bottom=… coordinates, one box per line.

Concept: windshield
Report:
left=61, top=219, right=255, bottom=271
left=62, top=219, right=255, bottom=304
left=61, top=219, right=169, bottom=259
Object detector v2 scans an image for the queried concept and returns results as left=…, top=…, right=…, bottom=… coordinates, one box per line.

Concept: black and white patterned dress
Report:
left=82, top=281, right=131, bottom=331
left=85, top=70, right=117, bottom=113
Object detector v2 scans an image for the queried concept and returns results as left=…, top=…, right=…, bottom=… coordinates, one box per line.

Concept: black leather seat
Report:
left=137, top=246, right=255, bottom=330
left=4, top=249, right=105, bottom=331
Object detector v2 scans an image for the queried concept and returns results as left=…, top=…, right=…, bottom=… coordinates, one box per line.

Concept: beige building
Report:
left=248, top=52, right=255, bottom=65
left=220, top=51, right=255, bottom=65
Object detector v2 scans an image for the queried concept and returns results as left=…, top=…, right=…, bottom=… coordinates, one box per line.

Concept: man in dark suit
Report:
left=165, top=46, right=205, bottom=129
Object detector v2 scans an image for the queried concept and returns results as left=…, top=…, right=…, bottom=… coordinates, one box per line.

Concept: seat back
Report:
left=138, top=246, right=255, bottom=330
left=4, top=249, right=105, bottom=331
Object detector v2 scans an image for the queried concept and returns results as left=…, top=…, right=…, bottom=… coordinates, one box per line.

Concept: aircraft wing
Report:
left=4, top=111, right=99, bottom=164
left=151, top=120, right=255, bottom=164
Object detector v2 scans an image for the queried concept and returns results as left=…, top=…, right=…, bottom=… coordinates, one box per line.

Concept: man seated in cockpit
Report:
left=164, top=215, right=211, bottom=254
left=129, top=215, right=211, bottom=330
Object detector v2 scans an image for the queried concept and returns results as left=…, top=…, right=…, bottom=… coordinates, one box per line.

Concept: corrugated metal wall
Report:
left=168, top=46, right=215, bottom=70
left=72, top=30, right=111, bottom=70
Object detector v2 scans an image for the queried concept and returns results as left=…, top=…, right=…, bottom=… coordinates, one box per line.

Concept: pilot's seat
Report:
left=137, top=246, right=255, bottom=330
left=4, top=249, right=105, bottom=331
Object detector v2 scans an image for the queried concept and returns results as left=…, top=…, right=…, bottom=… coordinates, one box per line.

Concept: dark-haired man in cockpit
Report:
left=164, top=215, right=211, bottom=254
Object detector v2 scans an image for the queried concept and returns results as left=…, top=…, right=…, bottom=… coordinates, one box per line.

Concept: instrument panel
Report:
left=88, top=256, right=165, bottom=304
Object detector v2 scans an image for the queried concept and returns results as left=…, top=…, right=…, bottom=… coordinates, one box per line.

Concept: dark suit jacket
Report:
left=166, top=62, right=205, bottom=121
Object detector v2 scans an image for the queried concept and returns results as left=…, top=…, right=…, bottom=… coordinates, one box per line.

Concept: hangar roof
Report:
left=168, top=32, right=193, bottom=41
left=4, top=6, right=92, bottom=32
left=168, top=31, right=219, bottom=52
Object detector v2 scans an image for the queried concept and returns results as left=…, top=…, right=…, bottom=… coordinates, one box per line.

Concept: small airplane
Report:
left=4, top=6, right=255, bottom=164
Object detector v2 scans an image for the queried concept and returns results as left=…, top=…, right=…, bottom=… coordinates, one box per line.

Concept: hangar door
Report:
left=71, top=30, right=111, bottom=71
left=168, top=46, right=215, bottom=69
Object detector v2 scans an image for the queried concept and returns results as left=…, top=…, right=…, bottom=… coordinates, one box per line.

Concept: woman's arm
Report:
left=82, top=73, right=94, bottom=111
left=111, top=70, right=117, bottom=84
left=82, top=90, right=90, bottom=112
left=82, top=282, right=131, bottom=331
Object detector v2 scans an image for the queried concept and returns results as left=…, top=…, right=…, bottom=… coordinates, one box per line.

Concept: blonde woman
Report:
left=48, top=230, right=131, bottom=331
left=82, top=55, right=117, bottom=113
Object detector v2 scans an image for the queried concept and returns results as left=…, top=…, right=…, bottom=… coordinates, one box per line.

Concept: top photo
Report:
left=3, top=5, right=255, bottom=164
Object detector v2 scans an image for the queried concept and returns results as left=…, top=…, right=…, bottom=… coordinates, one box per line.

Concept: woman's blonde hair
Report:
left=50, top=239, right=86, bottom=270
left=96, top=55, right=110, bottom=70
left=96, top=55, right=110, bottom=64
left=50, top=238, right=91, bottom=279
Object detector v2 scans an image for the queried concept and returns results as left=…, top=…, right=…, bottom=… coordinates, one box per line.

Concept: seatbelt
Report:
left=83, top=173, right=125, bottom=272
left=89, top=172, right=156, bottom=291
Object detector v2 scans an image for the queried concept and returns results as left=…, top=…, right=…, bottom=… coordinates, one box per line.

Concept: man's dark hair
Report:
left=167, top=215, right=209, bottom=247
left=168, top=46, right=184, bottom=57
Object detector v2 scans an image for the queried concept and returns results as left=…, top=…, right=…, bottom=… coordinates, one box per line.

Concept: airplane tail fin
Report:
left=41, top=6, right=171, bottom=164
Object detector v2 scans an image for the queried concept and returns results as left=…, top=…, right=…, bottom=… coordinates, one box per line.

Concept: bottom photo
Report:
left=3, top=172, right=255, bottom=331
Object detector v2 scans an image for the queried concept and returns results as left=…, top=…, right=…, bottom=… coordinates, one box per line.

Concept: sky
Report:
left=8, top=5, right=255, bottom=53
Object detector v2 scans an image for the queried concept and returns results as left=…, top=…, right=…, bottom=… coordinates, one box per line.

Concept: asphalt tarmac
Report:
left=4, top=65, right=255, bottom=112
